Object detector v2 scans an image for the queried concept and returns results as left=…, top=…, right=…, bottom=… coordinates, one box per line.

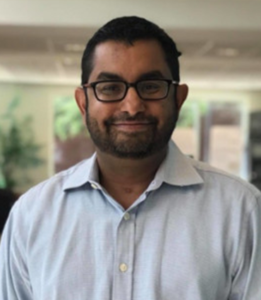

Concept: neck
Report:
left=96, top=147, right=167, bottom=209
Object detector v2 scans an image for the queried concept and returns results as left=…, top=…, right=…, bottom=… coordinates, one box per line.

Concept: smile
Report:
left=111, top=121, right=155, bottom=132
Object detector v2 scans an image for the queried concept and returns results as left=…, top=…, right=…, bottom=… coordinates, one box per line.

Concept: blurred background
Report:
left=1, top=0, right=261, bottom=198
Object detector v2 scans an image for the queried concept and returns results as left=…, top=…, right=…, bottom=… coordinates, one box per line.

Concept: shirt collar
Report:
left=62, top=152, right=98, bottom=191
left=153, top=140, right=203, bottom=187
left=62, top=140, right=203, bottom=191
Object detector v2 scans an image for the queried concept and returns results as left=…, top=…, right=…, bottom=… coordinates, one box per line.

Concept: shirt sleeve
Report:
left=0, top=200, right=33, bottom=300
left=229, top=194, right=261, bottom=300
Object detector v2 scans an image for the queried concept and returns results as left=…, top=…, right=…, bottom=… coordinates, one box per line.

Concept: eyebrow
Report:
left=138, top=71, right=166, bottom=80
left=96, top=70, right=166, bottom=81
left=96, top=72, right=123, bottom=80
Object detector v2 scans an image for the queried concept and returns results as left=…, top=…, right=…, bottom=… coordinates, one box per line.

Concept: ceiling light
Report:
left=216, top=48, right=239, bottom=57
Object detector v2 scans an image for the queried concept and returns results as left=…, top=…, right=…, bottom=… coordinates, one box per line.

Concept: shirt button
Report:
left=90, top=183, right=98, bottom=189
left=123, top=212, right=130, bottom=220
left=119, top=263, right=128, bottom=272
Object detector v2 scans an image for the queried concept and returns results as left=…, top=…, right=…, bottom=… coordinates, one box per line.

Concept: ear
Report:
left=176, top=84, right=189, bottom=112
left=75, top=87, right=87, bottom=118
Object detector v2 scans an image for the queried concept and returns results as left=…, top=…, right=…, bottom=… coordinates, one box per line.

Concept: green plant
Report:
left=54, top=97, right=88, bottom=140
left=0, top=98, right=44, bottom=191
left=177, top=100, right=207, bottom=128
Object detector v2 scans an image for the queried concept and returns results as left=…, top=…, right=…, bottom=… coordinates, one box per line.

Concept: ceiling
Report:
left=0, top=1, right=261, bottom=90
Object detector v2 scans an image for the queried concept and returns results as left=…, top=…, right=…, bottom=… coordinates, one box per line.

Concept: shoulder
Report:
left=189, top=158, right=261, bottom=206
left=6, top=157, right=95, bottom=236
left=15, top=157, right=95, bottom=212
left=27, top=158, right=90, bottom=194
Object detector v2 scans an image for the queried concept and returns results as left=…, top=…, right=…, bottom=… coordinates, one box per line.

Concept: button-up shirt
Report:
left=0, top=141, right=260, bottom=300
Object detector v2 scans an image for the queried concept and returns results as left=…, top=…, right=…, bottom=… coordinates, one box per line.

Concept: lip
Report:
left=111, top=121, right=154, bottom=132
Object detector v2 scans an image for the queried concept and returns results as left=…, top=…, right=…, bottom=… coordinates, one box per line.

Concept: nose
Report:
left=119, top=86, right=146, bottom=116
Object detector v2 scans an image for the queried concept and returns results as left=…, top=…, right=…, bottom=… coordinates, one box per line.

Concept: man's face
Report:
left=76, top=39, right=187, bottom=159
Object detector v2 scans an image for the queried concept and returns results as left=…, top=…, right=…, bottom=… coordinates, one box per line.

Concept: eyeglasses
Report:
left=82, top=79, right=179, bottom=102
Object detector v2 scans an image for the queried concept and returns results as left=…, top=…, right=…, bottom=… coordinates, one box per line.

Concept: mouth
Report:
left=111, top=121, right=155, bottom=132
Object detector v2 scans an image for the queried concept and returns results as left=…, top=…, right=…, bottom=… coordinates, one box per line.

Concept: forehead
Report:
left=89, top=39, right=172, bottom=81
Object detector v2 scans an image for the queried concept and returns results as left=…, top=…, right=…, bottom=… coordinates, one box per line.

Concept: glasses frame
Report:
left=81, top=79, right=179, bottom=103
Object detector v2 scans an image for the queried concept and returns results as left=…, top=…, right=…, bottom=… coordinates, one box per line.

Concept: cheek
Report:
left=87, top=98, right=118, bottom=125
left=152, top=100, right=175, bottom=126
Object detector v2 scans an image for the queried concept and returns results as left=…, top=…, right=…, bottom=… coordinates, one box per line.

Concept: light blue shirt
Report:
left=0, top=141, right=261, bottom=300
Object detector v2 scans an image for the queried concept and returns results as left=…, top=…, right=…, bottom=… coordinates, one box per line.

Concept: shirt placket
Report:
left=112, top=211, right=136, bottom=300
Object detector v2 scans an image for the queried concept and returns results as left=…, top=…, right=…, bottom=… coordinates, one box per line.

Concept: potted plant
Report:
left=0, top=98, right=44, bottom=194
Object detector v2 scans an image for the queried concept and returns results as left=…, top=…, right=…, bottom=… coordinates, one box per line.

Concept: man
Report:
left=0, top=16, right=260, bottom=300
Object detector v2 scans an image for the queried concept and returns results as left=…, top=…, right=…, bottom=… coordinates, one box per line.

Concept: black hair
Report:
left=81, top=16, right=181, bottom=84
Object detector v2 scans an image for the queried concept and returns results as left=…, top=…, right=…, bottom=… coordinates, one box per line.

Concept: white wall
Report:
left=189, top=89, right=260, bottom=109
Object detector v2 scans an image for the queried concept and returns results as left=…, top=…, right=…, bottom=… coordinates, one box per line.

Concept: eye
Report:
left=140, top=81, right=161, bottom=94
left=97, top=82, right=124, bottom=95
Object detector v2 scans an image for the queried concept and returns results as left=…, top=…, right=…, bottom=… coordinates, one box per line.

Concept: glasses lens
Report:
left=137, top=80, right=169, bottom=100
left=95, top=81, right=126, bottom=101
